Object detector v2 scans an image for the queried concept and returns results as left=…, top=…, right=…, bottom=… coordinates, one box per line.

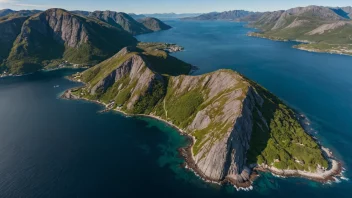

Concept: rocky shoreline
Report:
left=61, top=87, right=343, bottom=189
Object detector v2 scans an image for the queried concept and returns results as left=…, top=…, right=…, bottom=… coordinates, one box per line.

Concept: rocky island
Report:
left=62, top=45, right=341, bottom=188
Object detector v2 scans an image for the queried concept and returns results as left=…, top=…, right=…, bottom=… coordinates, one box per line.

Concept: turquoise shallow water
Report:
left=0, top=20, right=351, bottom=197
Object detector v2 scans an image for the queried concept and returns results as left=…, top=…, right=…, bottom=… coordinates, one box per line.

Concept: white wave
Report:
left=272, top=173, right=286, bottom=178
left=235, top=185, right=253, bottom=191
left=340, top=176, right=349, bottom=181
left=334, top=177, right=341, bottom=183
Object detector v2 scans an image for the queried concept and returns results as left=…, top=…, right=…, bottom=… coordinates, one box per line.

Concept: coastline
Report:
left=0, top=66, right=88, bottom=79
left=61, top=87, right=343, bottom=189
left=247, top=32, right=352, bottom=57
left=60, top=88, right=257, bottom=188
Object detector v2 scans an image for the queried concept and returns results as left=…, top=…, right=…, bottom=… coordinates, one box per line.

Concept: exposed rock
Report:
left=307, top=21, right=347, bottom=35
left=284, top=18, right=310, bottom=29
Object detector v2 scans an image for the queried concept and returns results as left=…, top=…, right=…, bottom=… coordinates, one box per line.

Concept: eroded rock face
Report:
left=193, top=87, right=264, bottom=181
left=18, top=9, right=89, bottom=48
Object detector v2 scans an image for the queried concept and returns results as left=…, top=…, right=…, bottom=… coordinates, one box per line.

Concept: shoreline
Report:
left=0, top=66, right=88, bottom=79
left=247, top=32, right=352, bottom=57
left=61, top=87, right=343, bottom=189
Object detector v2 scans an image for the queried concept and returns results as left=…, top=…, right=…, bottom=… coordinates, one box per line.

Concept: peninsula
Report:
left=248, top=6, right=352, bottom=56
left=62, top=45, right=341, bottom=188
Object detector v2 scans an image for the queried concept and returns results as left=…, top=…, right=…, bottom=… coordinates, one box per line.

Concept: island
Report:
left=62, top=44, right=341, bottom=189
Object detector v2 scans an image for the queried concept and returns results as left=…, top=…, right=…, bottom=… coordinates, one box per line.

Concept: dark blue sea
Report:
left=0, top=20, right=351, bottom=197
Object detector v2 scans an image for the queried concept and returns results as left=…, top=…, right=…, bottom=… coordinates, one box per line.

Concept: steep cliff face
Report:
left=6, top=8, right=137, bottom=74
left=65, top=47, right=328, bottom=184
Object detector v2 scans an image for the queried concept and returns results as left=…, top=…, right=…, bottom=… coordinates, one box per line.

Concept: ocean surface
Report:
left=0, top=20, right=351, bottom=197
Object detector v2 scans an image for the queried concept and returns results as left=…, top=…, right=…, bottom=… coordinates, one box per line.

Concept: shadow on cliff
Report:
left=244, top=80, right=281, bottom=165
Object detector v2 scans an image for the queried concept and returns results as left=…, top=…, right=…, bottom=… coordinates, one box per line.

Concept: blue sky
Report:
left=0, top=0, right=351, bottom=14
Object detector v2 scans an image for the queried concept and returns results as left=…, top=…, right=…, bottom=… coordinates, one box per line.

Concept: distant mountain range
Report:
left=182, top=10, right=263, bottom=21
left=88, top=11, right=171, bottom=35
left=0, top=9, right=41, bottom=18
left=0, top=9, right=172, bottom=74
left=142, top=13, right=203, bottom=19
left=70, top=11, right=202, bottom=20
